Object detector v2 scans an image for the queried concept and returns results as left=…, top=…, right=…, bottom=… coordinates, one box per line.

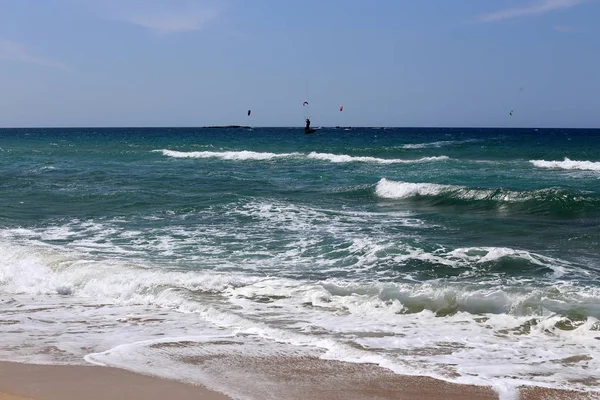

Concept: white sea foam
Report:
left=531, top=158, right=600, bottom=171
left=155, top=149, right=449, bottom=164
left=374, top=178, right=569, bottom=204
left=0, top=241, right=256, bottom=300
left=0, top=208, right=576, bottom=286
left=122, top=274, right=600, bottom=397
left=1, top=225, right=599, bottom=397
left=156, top=149, right=301, bottom=161
left=375, top=178, right=453, bottom=199
left=28, top=165, right=56, bottom=174
left=308, top=152, right=449, bottom=164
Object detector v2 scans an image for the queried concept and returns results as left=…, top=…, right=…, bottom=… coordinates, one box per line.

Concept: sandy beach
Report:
left=0, top=360, right=595, bottom=400
left=0, top=394, right=33, bottom=400
left=0, top=361, right=228, bottom=400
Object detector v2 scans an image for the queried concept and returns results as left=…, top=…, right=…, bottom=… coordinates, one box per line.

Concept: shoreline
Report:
left=0, top=360, right=594, bottom=400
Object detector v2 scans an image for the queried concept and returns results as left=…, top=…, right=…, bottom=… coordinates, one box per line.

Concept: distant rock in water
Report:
left=203, top=125, right=251, bottom=129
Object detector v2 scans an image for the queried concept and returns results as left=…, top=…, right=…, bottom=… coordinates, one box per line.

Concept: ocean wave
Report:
left=0, top=240, right=259, bottom=302
left=155, top=149, right=301, bottom=161
left=375, top=178, right=529, bottom=202
left=307, top=152, right=449, bottom=164
left=0, top=239, right=590, bottom=318
left=2, top=238, right=600, bottom=396
left=0, top=201, right=427, bottom=269
left=4, top=236, right=590, bottom=337
left=2, top=216, right=582, bottom=289
left=374, top=178, right=599, bottom=215
left=155, top=149, right=449, bottom=164
left=530, top=158, right=600, bottom=171
left=376, top=179, right=456, bottom=199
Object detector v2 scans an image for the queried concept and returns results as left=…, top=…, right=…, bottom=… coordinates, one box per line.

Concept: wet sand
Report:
left=0, top=360, right=595, bottom=400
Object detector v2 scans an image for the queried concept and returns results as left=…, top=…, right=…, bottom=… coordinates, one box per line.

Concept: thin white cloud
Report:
left=116, top=1, right=222, bottom=34
left=0, top=39, right=69, bottom=70
left=478, top=0, right=588, bottom=22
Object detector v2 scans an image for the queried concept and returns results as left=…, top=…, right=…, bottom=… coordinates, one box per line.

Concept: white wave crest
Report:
left=155, top=149, right=449, bottom=164
left=374, top=179, right=567, bottom=204
left=308, top=152, right=449, bottom=164
left=0, top=240, right=259, bottom=301
left=530, top=158, right=600, bottom=171
left=375, top=178, right=455, bottom=199
left=155, top=149, right=300, bottom=161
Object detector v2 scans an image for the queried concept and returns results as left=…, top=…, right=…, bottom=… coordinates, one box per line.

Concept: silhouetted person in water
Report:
left=305, top=118, right=316, bottom=134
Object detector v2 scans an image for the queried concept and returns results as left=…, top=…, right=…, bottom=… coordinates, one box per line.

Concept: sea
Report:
left=1, top=127, right=599, bottom=399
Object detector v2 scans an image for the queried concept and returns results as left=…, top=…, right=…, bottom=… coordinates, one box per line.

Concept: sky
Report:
left=0, top=0, right=598, bottom=128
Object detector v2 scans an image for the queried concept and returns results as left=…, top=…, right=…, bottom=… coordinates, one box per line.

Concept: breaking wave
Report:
left=155, top=149, right=449, bottom=164
left=375, top=178, right=600, bottom=216
left=155, top=149, right=301, bottom=161
left=530, top=158, right=600, bottom=171
left=2, top=238, right=599, bottom=397
left=307, top=152, right=449, bottom=164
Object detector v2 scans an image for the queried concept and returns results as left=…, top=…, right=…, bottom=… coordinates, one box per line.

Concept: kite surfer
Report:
left=304, top=118, right=315, bottom=134
left=303, top=101, right=315, bottom=134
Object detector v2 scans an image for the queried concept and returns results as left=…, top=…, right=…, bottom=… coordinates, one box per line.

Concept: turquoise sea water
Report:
left=1, top=127, right=599, bottom=398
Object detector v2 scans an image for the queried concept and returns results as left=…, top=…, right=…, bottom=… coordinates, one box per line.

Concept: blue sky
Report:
left=0, top=0, right=598, bottom=128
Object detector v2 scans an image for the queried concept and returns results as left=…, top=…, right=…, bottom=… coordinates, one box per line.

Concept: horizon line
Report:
left=0, top=126, right=599, bottom=130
